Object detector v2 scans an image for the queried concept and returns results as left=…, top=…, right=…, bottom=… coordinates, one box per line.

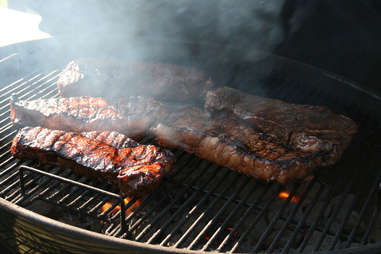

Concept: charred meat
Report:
left=11, top=127, right=175, bottom=196
left=57, top=59, right=214, bottom=103
left=10, top=96, right=170, bottom=138
left=151, top=105, right=352, bottom=184
left=205, top=87, right=357, bottom=159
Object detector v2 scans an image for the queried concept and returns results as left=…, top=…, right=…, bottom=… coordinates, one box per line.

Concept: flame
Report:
left=205, top=235, right=210, bottom=241
left=101, top=197, right=142, bottom=215
left=278, top=191, right=300, bottom=203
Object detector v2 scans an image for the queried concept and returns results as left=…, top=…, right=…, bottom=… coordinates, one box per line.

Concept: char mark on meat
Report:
left=11, top=127, right=175, bottom=196
left=10, top=96, right=170, bottom=139
left=151, top=105, right=353, bottom=184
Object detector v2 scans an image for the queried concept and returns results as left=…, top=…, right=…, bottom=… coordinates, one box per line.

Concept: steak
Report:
left=151, top=105, right=350, bottom=184
left=205, top=87, right=357, bottom=159
left=10, top=96, right=170, bottom=138
left=57, top=59, right=214, bottom=103
left=11, top=127, right=175, bottom=196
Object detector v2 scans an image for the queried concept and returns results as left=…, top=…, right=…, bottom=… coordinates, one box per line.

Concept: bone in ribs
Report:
left=11, top=127, right=175, bottom=196
left=57, top=59, right=214, bottom=103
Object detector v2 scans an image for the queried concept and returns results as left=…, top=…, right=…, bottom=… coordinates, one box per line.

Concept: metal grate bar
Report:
left=297, top=185, right=334, bottom=253
left=173, top=172, right=242, bottom=248
left=147, top=165, right=222, bottom=244
left=187, top=177, right=251, bottom=250
left=18, top=167, right=66, bottom=199
left=136, top=160, right=217, bottom=242
left=0, top=72, right=59, bottom=132
left=361, top=192, right=379, bottom=244
left=0, top=72, right=52, bottom=104
left=313, top=176, right=355, bottom=251
left=251, top=183, right=300, bottom=253
left=268, top=179, right=315, bottom=253
left=28, top=172, right=80, bottom=204
left=19, top=165, right=120, bottom=198
left=157, top=168, right=231, bottom=246
left=345, top=179, right=379, bottom=247
left=18, top=165, right=129, bottom=232
left=281, top=182, right=325, bottom=254
left=230, top=184, right=282, bottom=253
left=106, top=154, right=202, bottom=237
left=329, top=191, right=358, bottom=249
left=201, top=181, right=257, bottom=251
left=0, top=74, right=41, bottom=101
left=216, top=183, right=272, bottom=252
left=0, top=77, right=24, bottom=93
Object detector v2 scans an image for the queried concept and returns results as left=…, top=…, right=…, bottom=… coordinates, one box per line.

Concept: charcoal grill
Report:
left=0, top=38, right=381, bottom=254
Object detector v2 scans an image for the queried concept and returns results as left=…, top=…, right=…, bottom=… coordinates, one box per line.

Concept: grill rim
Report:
left=2, top=197, right=381, bottom=254
left=0, top=197, right=207, bottom=254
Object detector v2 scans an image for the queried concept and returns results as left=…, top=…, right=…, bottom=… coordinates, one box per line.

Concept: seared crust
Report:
left=151, top=106, right=342, bottom=184
left=11, top=127, right=175, bottom=196
left=10, top=96, right=170, bottom=138
left=205, top=87, right=357, bottom=164
left=57, top=59, right=214, bottom=103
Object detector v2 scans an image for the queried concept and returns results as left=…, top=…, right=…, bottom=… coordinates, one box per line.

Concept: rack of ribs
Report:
left=11, top=127, right=175, bottom=196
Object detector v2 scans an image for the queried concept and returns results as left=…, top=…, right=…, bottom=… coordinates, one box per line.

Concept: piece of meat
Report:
left=57, top=59, right=214, bottom=103
left=11, top=127, right=175, bottom=196
left=10, top=96, right=170, bottom=138
left=205, top=87, right=357, bottom=162
left=151, top=105, right=349, bottom=184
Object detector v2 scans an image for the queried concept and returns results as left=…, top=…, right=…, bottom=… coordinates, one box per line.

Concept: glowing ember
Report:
left=101, top=197, right=141, bottom=215
left=205, top=235, right=210, bottom=241
left=278, top=191, right=300, bottom=203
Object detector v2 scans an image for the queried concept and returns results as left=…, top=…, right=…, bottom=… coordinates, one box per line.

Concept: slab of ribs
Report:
left=11, top=127, right=175, bottom=196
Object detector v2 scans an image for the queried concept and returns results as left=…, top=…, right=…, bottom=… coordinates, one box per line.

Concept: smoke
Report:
left=23, top=0, right=290, bottom=98
left=30, top=1, right=285, bottom=60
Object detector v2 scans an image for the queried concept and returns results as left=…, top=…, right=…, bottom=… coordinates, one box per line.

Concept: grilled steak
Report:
left=11, top=127, right=175, bottom=196
left=57, top=59, right=214, bottom=103
left=152, top=105, right=351, bottom=184
left=205, top=87, right=357, bottom=157
left=10, top=96, right=170, bottom=138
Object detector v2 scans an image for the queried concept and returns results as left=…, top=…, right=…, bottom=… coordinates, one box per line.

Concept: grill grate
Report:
left=0, top=54, right=380, bottom=253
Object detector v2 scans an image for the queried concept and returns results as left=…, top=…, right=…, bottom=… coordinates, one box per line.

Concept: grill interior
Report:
left=0, top=41, right=381, bottom=254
